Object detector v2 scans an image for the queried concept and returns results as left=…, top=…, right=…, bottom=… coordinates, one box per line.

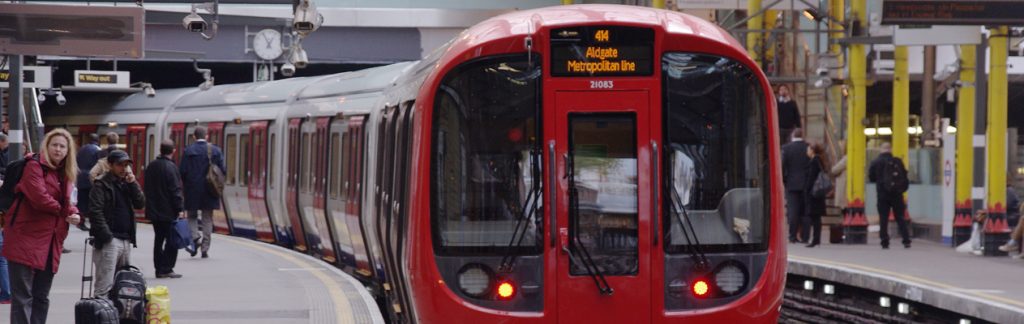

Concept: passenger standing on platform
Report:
left=782, top=128, right=811, bottom=243
left=776, top=85, right=802, bottom=145
left=144, top=140, right=185, bottom=278
left=2, top=128, right=82, bottom=324
left=0, top=133, right=11, bottom=178
left=179, top=126, right=225, bottom=259
left=868, top=142, right=911, bottom=249
left=998, top=181, right=1023, bottom=253
left=76, top=133, right=101, bottom=232
left=97, top=132, right=118, bottom=160
left=803, top=142, right=829, bottom=248
left=89, top=150, right=144, bottom=298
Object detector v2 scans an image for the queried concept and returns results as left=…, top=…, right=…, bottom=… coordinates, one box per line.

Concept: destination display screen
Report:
left=550, top=26, right=654, bottom=77
left=881, top=0, right=1024, bottom=25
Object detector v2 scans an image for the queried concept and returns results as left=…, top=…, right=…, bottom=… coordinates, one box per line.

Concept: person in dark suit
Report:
left=803, top=142, right=829, bottom=247
left=868, top=142, right=911, bottom=249
left=777, top=85, right=802, bottom=145
left=144, top=139, right=185, bottom=278
left=178, top=126, right=225, bottom=259
left=76, top=133, right=101, bottom=232
left=781, top=128, right=811, bottom=243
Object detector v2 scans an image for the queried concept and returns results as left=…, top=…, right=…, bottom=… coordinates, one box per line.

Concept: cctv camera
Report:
left=144, top=86, right=156, bottom=97
left=815, top=67, right=828, bottom=76
left=37, top=92, right=46, bottom=103
left=199, top=78, right=214, bottom=91
left=290, top=47, right=309, bottom=69
left=183, top=11, right=207, bottom=33
left=281, top=63, right=296, bottom=77
left=812, top=77, right=832, bottom=89
left=55, top=90, right=66, bottom=106
left=293, top=0, right=323, bottom=36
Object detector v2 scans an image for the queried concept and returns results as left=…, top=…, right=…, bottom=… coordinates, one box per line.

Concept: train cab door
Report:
left=286, top=119, right=308, bottom=251
left=552, top=90, right=653, bottom=323
left=299, top=117, right=338, bottom=263
left=327, top=118, right=355, bottom=268
left=247, top=121, right=275, bottom=242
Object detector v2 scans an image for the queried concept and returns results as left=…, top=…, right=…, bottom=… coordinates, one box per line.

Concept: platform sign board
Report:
left=893, top=25, right=982, bottom=45
left=941, top=118, right=955, bottom=245
left=74, top=70, right=130, bottom=89
left=0, top=3, right=144, bottom=58
left=0, top=66, right=52, bottom=89
left=882, top=0, right=1024, bottom=26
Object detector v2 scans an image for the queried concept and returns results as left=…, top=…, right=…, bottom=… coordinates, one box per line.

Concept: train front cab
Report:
left=414, top=12, right=784, bottom=324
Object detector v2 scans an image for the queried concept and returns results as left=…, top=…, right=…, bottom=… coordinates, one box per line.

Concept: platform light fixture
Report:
left=959, top=319, right=971, bottom=324
left=877, top=127, right=893, bottom=135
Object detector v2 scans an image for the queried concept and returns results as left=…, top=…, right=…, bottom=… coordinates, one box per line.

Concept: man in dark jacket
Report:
left=777, top=85, right=802, bottom=145
left=179, top=126, right=225, bottom=259
left=781, top=128, right=810, bottom=243
left=76, top=133, right=101, bottom=232
left=89, top=150, right=145, bottom=298
left=96, top=132, right=119, bottom=160
left=868, top=143, right=911, bottom=249
left=144, top=140, right=185, bottom=278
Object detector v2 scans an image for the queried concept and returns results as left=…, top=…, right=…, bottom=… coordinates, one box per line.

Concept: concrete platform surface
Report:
left=1, top=223, right=384, bottom=324
left=788, top=237, right=1024, bottom=323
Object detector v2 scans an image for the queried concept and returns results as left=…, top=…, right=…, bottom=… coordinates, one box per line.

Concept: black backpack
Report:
left=110, top=265, right=147, bottom=324
left=0, top=154, right=39, bottom=215
left=881, top=156, right=909, bottom=194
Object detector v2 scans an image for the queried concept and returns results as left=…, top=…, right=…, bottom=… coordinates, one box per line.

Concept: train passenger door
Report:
left=223, top=125, right=255, bottom=238
left=126, top=125, right=148, bottom=219
left=206, top=122, right=232, bottom=235
left=169, top=123, right=187, bottom=163
left=299, top=117, right=338, bottom=263
left=248, top=121, right=275, bottom=242
left=346, top=117, right=373, bottom=278
left=285, top=119, right=308, bottom=251
left=327, top=118, right=355, bottom=268
left=553, top=91, right=653, bottom=323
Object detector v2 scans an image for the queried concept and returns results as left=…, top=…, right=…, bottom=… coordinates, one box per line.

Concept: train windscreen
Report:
left=661, top=53, right=769, bottom=253
left=431, top=54, right=543, bottom=255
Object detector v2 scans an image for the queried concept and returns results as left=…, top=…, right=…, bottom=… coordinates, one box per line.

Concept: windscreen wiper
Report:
left=668, top=188, right=710, bottom=271
left=498, top=148, right=543, bottom=273
left=565, top=153, right=613, bottom=295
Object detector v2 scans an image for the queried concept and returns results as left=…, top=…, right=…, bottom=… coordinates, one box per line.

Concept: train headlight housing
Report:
left=457, top=264, right=492, bottom=298
left=714, top=263, right=746, bottom=295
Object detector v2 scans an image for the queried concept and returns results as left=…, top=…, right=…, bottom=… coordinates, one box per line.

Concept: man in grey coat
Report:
left=178, top=126, right=225, bottom=258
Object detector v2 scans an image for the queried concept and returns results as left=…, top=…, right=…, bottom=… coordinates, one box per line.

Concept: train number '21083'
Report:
left=590, top=80, right=614, bottom=89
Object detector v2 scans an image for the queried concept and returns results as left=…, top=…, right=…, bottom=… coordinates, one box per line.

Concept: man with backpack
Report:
left=179, top=126, right=225, bottom=259
left=89, top=150, right=145, bottom=298
left=868, top=142, right=911, bottom=249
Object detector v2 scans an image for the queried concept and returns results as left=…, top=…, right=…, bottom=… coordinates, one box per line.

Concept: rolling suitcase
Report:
left=74, top=237, right=119, bottom=324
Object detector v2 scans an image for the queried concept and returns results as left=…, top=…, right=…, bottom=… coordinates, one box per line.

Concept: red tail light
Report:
left=692, top=279, right=710, bottom=297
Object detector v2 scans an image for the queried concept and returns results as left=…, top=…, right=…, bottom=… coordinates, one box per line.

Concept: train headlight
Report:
left=457, top=264, right=492, bottom=298
left=713, top=262, right=748, bottom=295
left=497, top=280, right=516, bottom=299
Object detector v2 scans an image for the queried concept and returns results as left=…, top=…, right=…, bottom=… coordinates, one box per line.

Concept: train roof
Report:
left=45, top=88, right=195, bottom=126
left=295, top=62, right=415, bottom=101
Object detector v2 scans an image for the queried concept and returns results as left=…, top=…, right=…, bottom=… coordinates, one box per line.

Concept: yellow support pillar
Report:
left=843, top=0, right=869, bottom=241
left=652, top=0, right=665, bottom=9
left=561, top=0, right=573, bottom=5
left=984, top=26, right=1011, bottom=255
left=953, top=45, right=976, bottom=244
left=893, top=46, right=909, bottom=168
left=747, top=0, right=763, bottom=64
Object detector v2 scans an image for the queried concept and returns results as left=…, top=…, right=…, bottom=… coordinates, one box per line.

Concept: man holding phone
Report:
left=89, top=150, right=145, bottom=297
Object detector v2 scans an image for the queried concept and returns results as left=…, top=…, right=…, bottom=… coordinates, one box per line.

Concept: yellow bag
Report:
left=146, top=285, right=171, bottom=324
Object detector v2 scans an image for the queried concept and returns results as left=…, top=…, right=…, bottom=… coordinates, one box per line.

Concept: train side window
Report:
left=269, top=133, right=276, bottom=189
left=661, top=52, right=769, bottom=253
left=226, top=134, right=237, bottom=185
left=330, top=132, right=342, bottom=199
left=240, top=134, right=250, bottom=186
left=147, top=134, right=155, bottom=167
left=340, top=131, right=351, bottom=201
left=301, top=132, right=311, bottom=193
left=430, top=54, right=542, bottom=255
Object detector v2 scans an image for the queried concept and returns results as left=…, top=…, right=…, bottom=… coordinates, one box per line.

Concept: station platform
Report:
left=0, top=223, right=384, bottom=324
left=788, top=237, right=1024, bottom=323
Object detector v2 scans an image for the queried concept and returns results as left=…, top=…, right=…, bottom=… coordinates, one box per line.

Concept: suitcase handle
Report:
left=81, top=237, right=95, bottom=299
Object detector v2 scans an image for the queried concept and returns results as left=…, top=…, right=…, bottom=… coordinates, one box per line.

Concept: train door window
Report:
left=430, top=54, right=542, bottom=254
left=330, top=132, right=342, bottom=199
left=269, top=133, right=276, bottom=189
left=226, top=134, right=237, bottom=185
left=662, top=53, right=769, bottom=253
left=240, top=134, right=250, bottom=186
left=148, top=135, right=155, bottom=166
left=567, top=114, right=638, bottom=276
left=253, top=131, right=262, bottom=185
left=301, top=132, right=311, bottom=193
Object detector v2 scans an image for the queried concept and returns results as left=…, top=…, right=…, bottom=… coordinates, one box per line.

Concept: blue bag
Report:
left=172, top=220, right=196, bottom=254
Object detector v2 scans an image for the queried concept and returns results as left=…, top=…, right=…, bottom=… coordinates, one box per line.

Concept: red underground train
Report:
left=44, top=4, right=785, bottom=323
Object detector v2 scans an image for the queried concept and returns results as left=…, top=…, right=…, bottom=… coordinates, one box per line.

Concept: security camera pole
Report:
left=7, top=55, right=26, bottom=158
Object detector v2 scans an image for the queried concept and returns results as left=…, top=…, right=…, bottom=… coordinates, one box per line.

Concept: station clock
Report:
left=253, top=29, right=284, bottom=61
